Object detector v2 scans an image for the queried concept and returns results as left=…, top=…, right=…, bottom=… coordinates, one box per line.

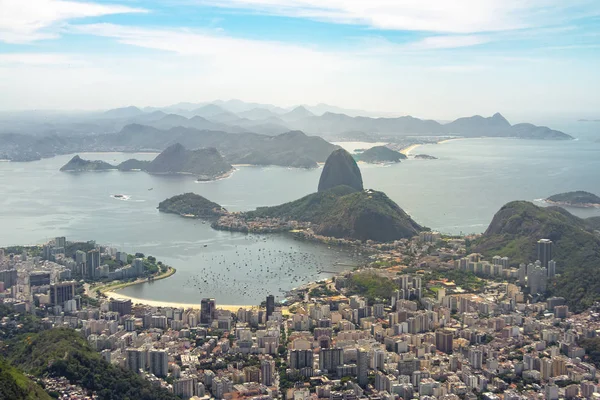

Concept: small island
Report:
left=414, top=154, right=438, bottom=160
left=157, top=193, right=227, bottom=218
left=60, top=143, right=234, bottom=181
left=355, top=146, right=406, bottom=164
left=546, top=191, right=600, bottom=208
left=60, top=155, right=116, bottom=172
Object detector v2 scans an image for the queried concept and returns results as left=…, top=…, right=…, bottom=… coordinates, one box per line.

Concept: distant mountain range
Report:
left=0, top=99, right=573, bottom=162
left=42, top=128, right=338, bottom=168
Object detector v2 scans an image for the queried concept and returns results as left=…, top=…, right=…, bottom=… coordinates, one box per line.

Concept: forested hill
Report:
left=473, top=201, right=600, bottom=311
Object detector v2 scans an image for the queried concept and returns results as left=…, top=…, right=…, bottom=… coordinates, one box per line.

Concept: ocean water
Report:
left=0, top=122, right=598, bottom=304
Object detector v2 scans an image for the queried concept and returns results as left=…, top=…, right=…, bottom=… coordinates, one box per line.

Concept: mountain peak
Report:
left=164, top=142, right=186, bottom=153
left=103, top=106, right=143, bottom=118
left=283, top=106, right=314, bottom=120
left=318, top=149, right=364, bottom=193
left=491, top=112, right=510, bottom=125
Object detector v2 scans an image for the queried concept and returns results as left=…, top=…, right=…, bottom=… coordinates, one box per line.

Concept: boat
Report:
left=113, top=194, right=126, bottom=199
left=148, top=188, right=153, bottom=191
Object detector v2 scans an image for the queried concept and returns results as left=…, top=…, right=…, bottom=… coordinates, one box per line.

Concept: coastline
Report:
left=399, top=144, right=422, bottom=155
left=400, top=137, right=466, bottom=155
left=90, top=266, right=177, bottom=298
left=102, top=291, right=258, bottom=312
left=436, top=137, right=466, bottom=144
left=544, top=200, right=600, bottom=209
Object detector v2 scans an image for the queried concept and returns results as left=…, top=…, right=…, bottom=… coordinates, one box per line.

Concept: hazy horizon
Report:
left=1, top=1, right=599, bottom=120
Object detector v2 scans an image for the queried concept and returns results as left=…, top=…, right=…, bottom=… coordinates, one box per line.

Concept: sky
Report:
left=0, top=0, right=599, bottom=119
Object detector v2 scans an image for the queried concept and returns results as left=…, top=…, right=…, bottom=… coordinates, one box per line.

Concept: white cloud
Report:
left=69, top=23, right=348, bottom=72
left=192, top=0, right=600, bottom=33
left=0, top=0, right=146, bottom=43
left=429, top=65, right=487, bottom=73
left=0, top=52, right=86, bottom=66
left=408, top=35, right=491, bottom=50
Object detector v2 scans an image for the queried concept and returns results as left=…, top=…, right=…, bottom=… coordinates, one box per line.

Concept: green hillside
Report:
left=547, top=190, right=600, bottom=205
left=8, top=328, right=179, bottom=400
left=473, top=201, right=600, bottom=311
left=355, top=146, right=406, bottom=163
left=247, top=186, right=422, bottom=242
left=248, top=185, right=358, bottom=222
left=0, top=358, right=51, bottom=400
left=158, top=192, right=227, bottom=218
left=586, top=216, right=600, bottom=231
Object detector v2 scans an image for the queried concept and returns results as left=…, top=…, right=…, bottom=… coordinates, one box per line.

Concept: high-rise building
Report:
left=548, top=260, right=556, bottom=278
left=319, top=348, right=344, bottom=374
left=133, top=258, right=144, bottom=277
left=49, top=281, right=76, bottom=306
left=149, top=349, right=168, bottom=377
left=261, top=359, right=274, bottom=386
left=357, top=348, right=369, bottom=387
left=537, top=239, right=553, bottom=269
left=244, top=366, right=260, bottom=383
left=290, top=349, right=314, bottom=370
left=0, top=269, right=17, bottom=289
left=554, top=305, right=569, bottom=319
left=75, top=250, right=86, bottom=265
left=436, top=329, right=454, bottom=354
left=86, top=249, right=100, bottom=279
left=30, top=271, right=51, bottom=287
left=173, top=378, right=194, bottom=398
left=266, top=294, right=275, bottom=321
left=212, top=377, right=233, bottom=399
left=372, top=348, right=385, bottom=371
left=126, top=348, right=147, bottom=373
left=468, top=348, right=483, bottom=369
left=55, top=236, right=67, bottom=249
left=201, top=298, right=216, bottom=324
left=110, top=299, right=132, bottom=316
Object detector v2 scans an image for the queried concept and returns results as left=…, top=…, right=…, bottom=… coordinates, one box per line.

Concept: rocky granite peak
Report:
left=318, top=149, right=364, bottom=193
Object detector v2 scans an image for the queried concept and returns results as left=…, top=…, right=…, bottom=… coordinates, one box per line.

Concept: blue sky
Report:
left=0, top=0, right=599, bottom=119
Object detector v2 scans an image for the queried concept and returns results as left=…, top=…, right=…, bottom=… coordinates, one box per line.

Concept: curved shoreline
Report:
left=101, top=292, right=258, bottom=312
left=91, top=266, right=177, bottom=298
left=545, top=200, right=600, bottom=209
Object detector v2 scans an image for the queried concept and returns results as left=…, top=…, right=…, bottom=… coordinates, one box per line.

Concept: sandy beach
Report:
left=399, top=144, right=422, bottom=155
left=436, top=137, right=466, bottom=145
left=103, top=290, right=258, bottom=313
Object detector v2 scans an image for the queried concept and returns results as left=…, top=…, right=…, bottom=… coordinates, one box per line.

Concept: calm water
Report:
left=1, top=122, right=599, bottom=304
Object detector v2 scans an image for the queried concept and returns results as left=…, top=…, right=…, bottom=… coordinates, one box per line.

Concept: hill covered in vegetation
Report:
left=355, top=146, right=406, bottom=163
left=587, top=216, right=600, bottom=231
left=60, top=155, right=115, bottom=171
left=7, top=328, right=179, bottom=400
left=158, top=192, right=227, bottom=218
left=144, top=143, right=232, bottom=178
left=473, top=201, right=600, bottom=311
left=0, top=358, right=51, bottom=400
left=247, top=185, right=422, bottom=242
left=546, top=190, right=600, bottom=207
left=60, top=144, right=233, bottom=180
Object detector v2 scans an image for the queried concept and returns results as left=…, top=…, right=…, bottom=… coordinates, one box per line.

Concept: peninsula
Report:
left=546, top=190, right=600, bottom=208
left=414, top=154, right=438, bottom=160
left=59, top=155, right=115, bottom=172
left=354, top=146, right=406, bottom=163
